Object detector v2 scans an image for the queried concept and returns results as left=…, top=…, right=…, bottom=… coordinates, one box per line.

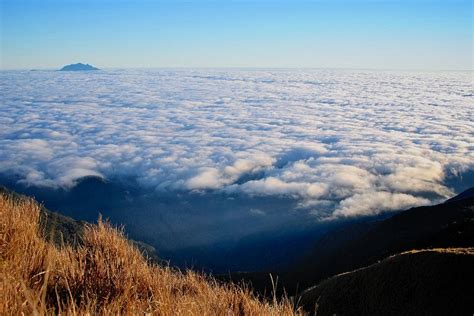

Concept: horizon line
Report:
left=1, top=66, right=473, bottom=72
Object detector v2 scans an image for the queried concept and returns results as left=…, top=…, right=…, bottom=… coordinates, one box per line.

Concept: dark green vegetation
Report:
left=299, top=248, right=474, bottom=315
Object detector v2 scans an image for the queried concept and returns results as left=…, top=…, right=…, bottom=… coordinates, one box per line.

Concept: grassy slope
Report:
left=299, top=248, right=474, bottom=315
left=0, top=192, right=300, bottom=315
left=3, top=185, right=473, bottom=314
left=0, top=185, right=161, bottom=263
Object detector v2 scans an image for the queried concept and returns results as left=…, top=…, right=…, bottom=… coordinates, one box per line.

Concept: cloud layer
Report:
left=0, top=69, right=472, bottom=217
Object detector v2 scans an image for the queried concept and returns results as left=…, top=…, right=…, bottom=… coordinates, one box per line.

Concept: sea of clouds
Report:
left=0, top=69, right=472, bottom=218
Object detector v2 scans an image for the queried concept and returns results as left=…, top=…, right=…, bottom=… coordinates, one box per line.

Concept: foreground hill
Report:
left=299, top=248, right=474, bottom=315
left=0, top=192, right=299, bottom=315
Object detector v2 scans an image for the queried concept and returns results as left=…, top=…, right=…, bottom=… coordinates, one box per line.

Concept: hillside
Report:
left=284, top=190, right=474, bottom=292
left=298, top=248, right=474, bottom=315
left=3, top=185, right=473, bottom=314
left=224, top=188, right=474, bottom=297
left=0, top=185, right=161, bottom=263
left=0, top=192, right=300, bottom=315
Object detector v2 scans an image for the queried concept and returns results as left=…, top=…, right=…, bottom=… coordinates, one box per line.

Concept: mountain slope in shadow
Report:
left=224, top=188, right=474, bottom=297
left=284, top=189, right=474, bottom=293
left=299, top=248, right=474, bottom=315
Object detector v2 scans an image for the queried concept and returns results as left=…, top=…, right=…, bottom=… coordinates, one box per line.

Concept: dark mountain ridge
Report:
left=224, top=188, right=474, bottom=297
left=286, top=191, right=474, bottom=292
left=299, top=248, right=474, bottom=315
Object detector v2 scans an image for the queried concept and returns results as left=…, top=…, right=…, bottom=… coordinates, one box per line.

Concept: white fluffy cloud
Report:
left=187, top=152, right=274, bottom=189
left=332, top=191, right=431, bottom=218
left=0, top=69, right=472, bottom=217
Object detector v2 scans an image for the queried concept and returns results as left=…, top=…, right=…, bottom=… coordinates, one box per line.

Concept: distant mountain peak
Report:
left=59, top=63, right=99, bottom=71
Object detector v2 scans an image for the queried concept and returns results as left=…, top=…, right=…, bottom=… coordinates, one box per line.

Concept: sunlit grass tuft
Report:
left=0, top=193, right=303, bottom=315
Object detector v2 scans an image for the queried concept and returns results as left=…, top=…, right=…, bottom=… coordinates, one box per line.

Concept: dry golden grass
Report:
left=0, top=193, right=303, bottom=315
left=398, top=247, right=474, bottom=255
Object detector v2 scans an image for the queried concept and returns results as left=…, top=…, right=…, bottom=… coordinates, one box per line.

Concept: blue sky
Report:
left=1, top=0, right=472, bottom=70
